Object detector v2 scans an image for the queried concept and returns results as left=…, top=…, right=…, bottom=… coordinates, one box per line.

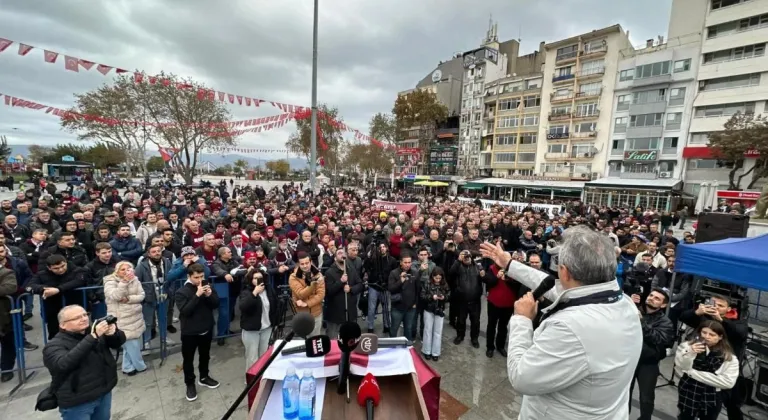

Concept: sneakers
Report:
left=167, top=325, right=177, bottom=334
left=185, top=384, right=197, bottom=401
left=0, top=372, right=13, bottom=383
left=198, top=376, right=220, bottom=389
left=22, top=313, right=32, bottom=321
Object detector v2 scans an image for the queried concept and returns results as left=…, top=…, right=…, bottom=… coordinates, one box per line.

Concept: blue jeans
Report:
left=390, top=307, right=417, bottom=342
left=142, top=302, right=156, bottom=344
left=23, top=294, right=33, bottom=315
left=366, top=287, right=390, bottom=330
left=122, top=338, right=147, bottom=373
left=59, top=391, right=111, bottom=420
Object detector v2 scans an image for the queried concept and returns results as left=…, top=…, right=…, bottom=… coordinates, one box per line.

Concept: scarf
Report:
left=677, top=348, right=726, bottom=415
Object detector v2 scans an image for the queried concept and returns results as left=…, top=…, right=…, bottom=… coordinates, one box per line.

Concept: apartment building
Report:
left=583, top=34, right=701, bottom=210
left=478, top=73, right=544, bottom=177
left=536, top=25, right=632, bottom=183
left=672, top=0, right=768, bottom=196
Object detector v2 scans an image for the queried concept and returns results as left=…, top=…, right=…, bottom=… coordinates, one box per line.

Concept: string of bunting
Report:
left=0, top=36, right=402, bottom=151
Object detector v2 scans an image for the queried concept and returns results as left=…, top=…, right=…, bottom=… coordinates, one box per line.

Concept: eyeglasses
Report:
left=63, top=313, right=89, bottom=323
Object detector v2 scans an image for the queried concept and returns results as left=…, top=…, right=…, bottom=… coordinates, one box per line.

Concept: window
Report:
left=505, top=82, right=523, bottom=93
left=611, top=139, right=625, bottom=155
left=519, top=133, right=537, bottom=144
left=541, top=163, right=567, bottom=172
left=694, top=102, right=755, bottom=117
left=498, top=116, right=519, bottom=128
left=473, top=113, right=482, bottom=123
left=669, top=87, right=686, bottom=106
left=700, top=73, right=761, bottom=90
left=663, top=137, right=679, bottom=150
left=495, top=153, right=516, bottom=163
left=549, top=125, right=569, bottom=135
left=522, top=115, right=539, bottom=126
left=584, top=40, right=606, bottom=53
left=633, top=89, right=666, bottom=104
left=525, top=79, right=541, bottom=89
left=689, top=159, right=734, bottom=169
left=708, top=13, right=768, bottom=39
left=666, top=113, right=682, bottom=130
left=576, top=102, right=598, bottom=117
left=579, top=82, right=601, bottom=96
left=496, top=134, right=516, bottom=146
left=572, top=163, right=592, bottom=174
left=556, top=45, right=578, bottom=61
left=575, top=122, right=597, bottom=133
left=658, top=160, right=677, bottom=172
left=551, top=105, right=571, bottom=116
left=553, top=88, right=573, bottom=100
left=703, top=43, right=765, bottom=64
left=580, top=59, right=605, bottom=75
left=572, top=143, right=595, bottom=156
left=615, top=117, right=628, bottom=133
left=712, top=0, right=751, bottom=10
left=498, top=98, right=520, bottom=111
left=548, top=144, right=566, bottom=153
left=518, top=153, right=536, bottom=162
left=617, top=95, right=631, bottom=111
left=524, top=95, right=541, bottom=108
left=690, top=133, right=711, bottom=145
left=635, top=61, right=671, bottom=79
left=626, top=137, right=660, bottom=150
left=619, top=69, right=634, bottom=81
left=555, top=66, right=573, bottom=78
left=630, top=113, right=663, bottom=127
left=673, top=59, right=691, bottom=72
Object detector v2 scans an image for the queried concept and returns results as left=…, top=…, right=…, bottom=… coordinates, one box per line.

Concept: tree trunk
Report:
left=747, top=163, right=768, bottom=189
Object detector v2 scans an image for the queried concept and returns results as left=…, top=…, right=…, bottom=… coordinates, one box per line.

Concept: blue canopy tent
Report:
left=667, top=233, right=768, bottom=315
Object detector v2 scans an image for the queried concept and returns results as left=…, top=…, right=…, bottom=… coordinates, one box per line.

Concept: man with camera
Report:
left=363, top=241, right=396, bottom=335
left=388, top=255, right=420, bottom=342
left=680, top=295, right=748, bottom=420
left=448, top=250, right=485, bottom=349
left=288, top=252, right=326, bottom=336
left=624, top=253, right=658, bottom=304
left=629, top=287, right=675, bottom=420
left=42, top=305, right=125, bottom=419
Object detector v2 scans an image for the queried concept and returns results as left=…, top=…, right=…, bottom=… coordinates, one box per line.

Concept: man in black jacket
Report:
left=175, top=263, right=220, bottom=402
left=27, top=255, right=87, bottom=339
left=363, top=242, right=396, bottom=335
left=680, top=295, right=749, bottom=420
left=324, top=248, right=363, bottom=338
left=387, top=255, right=420, bottom=343
left=42, top=304, right=125, bottom=419
left=629, top=288, right=675, bottom=420
left=449, top=250, right=485, bottom=348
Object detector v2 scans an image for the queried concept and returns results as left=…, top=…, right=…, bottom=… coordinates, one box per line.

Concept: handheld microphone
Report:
left=280, top=335, right=332, bottom=357
left=532, top=275, right=556, bottom=301
left=220, top=312, right=315, bottom=420
left=357, top=373, right=381, bottom=420
left=353, top=335, right=410, bottom=355
left=337, top=322, right=362, bottom=395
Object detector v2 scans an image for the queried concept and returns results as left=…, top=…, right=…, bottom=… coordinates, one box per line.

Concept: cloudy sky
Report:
left=0, top=0, right=672, bottom=159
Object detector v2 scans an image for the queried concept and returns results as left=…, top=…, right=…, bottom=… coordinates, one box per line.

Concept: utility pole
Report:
left=309, top=0, right=319, bottom=192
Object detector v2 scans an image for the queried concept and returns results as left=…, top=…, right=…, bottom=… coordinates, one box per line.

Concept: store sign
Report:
left=624, top=150, right=658, bottom=161
left=429, top=147, right=457, bottom=165
left=717, top=190, right=761, bottom=200
left=744, top=149, right=761, bottom=158
left=430, top=175, right=454, bottom=182
left=396, top=148, right=421, bottom=155
left=61, top=155, right=75, bottom=162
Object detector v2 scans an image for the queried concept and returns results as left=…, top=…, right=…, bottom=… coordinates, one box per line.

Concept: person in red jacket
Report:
left=483, top=264, right=517, bottom=358
left=388, top=225, right=404, bottom=259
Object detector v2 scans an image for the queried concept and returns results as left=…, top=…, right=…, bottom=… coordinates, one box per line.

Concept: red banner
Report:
left=717, top=190, right=761, bottom=200
left=371, top=200, right=420, bottom=215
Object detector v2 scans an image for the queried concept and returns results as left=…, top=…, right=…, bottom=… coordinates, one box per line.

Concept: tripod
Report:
left=270, top=288, right=296, bottom=344
left=656, top=323, right=687, bottom=390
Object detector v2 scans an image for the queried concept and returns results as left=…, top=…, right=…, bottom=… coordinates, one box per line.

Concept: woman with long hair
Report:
left=675, top=320, right=739, bottom=420
left=239, top=269, right=278, bottom=369
left=103, top=261, right=147, bottom=375
left=420, top=267, right=450, bottom=361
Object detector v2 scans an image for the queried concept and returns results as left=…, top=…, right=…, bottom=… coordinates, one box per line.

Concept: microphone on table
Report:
left=220, top=312, right=315, bottom=420
left=337, top=322, right=362, bottom=396
left=357, top=373, right=381, bottom=420
left=531, top=275, right=556, bottom=302
left=280, top=335, right=332, bottom=357
left=353, top=334, right=409, bottom=355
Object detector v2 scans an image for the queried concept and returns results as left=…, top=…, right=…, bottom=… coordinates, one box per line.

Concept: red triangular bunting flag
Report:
left=44, top=50, right=59, bottom=63
left=228, top=94, right=234, bottom=104
left=3, top=95, right=9, bottom=106
left=245, top=98, right=252, bottom=106
left=0, top=38, right=12, bottom=53
left=161, top=79, right=170, bottom=86
left=96, top=64, right=112, bottom=75
left=115, top=68, right=128, bottom=73
left=149, top=76, right=157, bottom=84
left=134, top=73, right=144, bottom=83
left=79, top=59, right=95, bottom=70
left=236, top=95, right=243, bottom=105
left=64, top=56, right=79, bottom=72
left=18, top=43, right=33, bottom=56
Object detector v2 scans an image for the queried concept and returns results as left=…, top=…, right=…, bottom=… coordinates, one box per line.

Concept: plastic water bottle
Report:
left=298, top=370, right=316, bottom=420
left=282, top=367, right=300, bottom=419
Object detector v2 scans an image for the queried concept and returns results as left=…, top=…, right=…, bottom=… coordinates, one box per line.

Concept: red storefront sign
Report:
left=682, top=147, right=761, bottom=159
left=716, top=190, right=760, bottom=206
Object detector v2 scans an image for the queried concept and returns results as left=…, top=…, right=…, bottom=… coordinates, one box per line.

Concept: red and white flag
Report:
left=64, top=56, right=79, bottom=72
left=79, top=60, right=95, bottom=70
left=0, top=38, right=12, bottom=53
left=96, top=64, right=112, bottom=75
left=44, top=50, right=59, bottom=63
left=17, top=43, right=33, bottom=56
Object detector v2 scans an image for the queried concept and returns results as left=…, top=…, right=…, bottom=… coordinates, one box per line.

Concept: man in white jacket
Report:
left=481, top=226, right=642, bottom=420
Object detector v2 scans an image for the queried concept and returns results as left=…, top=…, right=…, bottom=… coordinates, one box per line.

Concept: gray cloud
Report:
left=0, top=0, right=671, bottom=158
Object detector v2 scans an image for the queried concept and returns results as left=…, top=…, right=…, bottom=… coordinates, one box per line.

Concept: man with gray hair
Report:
left=481, top=226, right=642, bottom=420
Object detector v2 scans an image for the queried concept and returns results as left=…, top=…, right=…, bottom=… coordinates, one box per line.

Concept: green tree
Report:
left=393, top=89, right=448, bottom=172
left=83, top=143, right=128, bottom=169
left=43, top=144, right=90, bottom=163
left=709, top=113, right=768, bottom=189
left=0, top=136, right=13, bottom=163
left=212, top=163, right=233, bottom=176
left=233, top=158, right=248, bottom=175
left=146, top=156, right=166, bottom=172
left=344, top=143, right=392, bottom=180
left=265, top=159, right=290, bottom=178
left=27, top=145, right=53, bottom=164
left=285, top=104, right=345, bottom=173
left=369, top=113, right=397, bottom=147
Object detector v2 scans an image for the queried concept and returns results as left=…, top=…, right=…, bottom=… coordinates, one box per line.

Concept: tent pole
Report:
left=665, top=272, right=677, bottom=317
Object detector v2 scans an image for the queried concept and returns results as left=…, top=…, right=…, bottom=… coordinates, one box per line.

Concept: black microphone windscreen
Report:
left=306, top=335, right=331, bottom=357
left=338, top=322, right=362, bottom=351
left=532, top=275, right=557, bottom=301
left=292, top=312, right=316, bottom=338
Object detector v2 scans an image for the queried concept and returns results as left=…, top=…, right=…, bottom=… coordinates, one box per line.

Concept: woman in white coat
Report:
left=675, top=319, right=739, bottom=420
left=104, top=261, right=147, bottom=375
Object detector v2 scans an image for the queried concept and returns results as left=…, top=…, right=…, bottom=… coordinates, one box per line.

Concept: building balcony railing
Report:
left=548, top=112, right=572, bottom=121
left=542, top=172, right=572, bottom=179
left=555, top=51, right=578, bottom=64
left=550, top=93, right=574, bottom=103
left=620, top=172, right=659, bottom=180
left=546, top=132, right=570, bottom=140
left=608, top=169, right=621, bottom=177
left=573, top=110, right=600, bottom=120
left=576, top=67, right=605, bottom=78
left=575, top=89, right=602, bottom=99
left=481, top=129, right=493, bottom=137
left=581, top=45, right=608, bottom=57
left=572, top=131, right=598, bottom=139
left=545, top=152, right=569, bottom=160
left=567, top=152, right=596, bottom=160
left=552, top=73, right=575, bottom=84
left=661, top=147, right=677, bottom=156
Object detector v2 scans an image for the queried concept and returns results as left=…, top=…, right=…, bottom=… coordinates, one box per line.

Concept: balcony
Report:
left=481, top=128, right=493, bottom=137
left=631, top=73, right=672, bottom=88
left=628, top=100, right=667, bottom=115
left=568, top=152, right=596, bottom=160
left=548, top=112, right=572, bottom=122
left=581, top=44, right=607, bottom=58
left=543, top=172, right=571, bottom=179
left=661, top=147, right=678, bottom=156
left=620, top=172, right=659, bottom=180
left=552, top=73, right=575, bottom=85
left=576, top=67, right=605, bottom=80
left=545, top=152, right=569, bottom=160
left=572, top=131, right=598, bottom=140
left=555, top=51, right=578, bottom=64
left=550, top=92, right=574, bottom=103
left=608, top=169, right=621, bottom=177
left=575, top=89, right=602, bottom=100
left=546, top=132, right=570, bottom=141
left=573, top=110, right=600, bottom=120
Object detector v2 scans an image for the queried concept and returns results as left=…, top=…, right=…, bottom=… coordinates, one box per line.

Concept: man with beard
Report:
left=268, top=236, right=295, bottom=286
left=161, top=227, right=182, bottom=258
left=363, top=242, right=396, bottom=334
left=448, top=250, right=485, bottom=349
left=629, top=288, right=674, bottom=420
left=136, top=212, right=158, bottom=248
left=40, top=231, right=89, bottom=269
left=109, top=225, right=142, bottom=265
left=323, top=248, right=363, bottom=338
left=294, top=230, right=320, bottom=265
left=413, top=246, right=436, bottom=339
left=388, top=255, right=420, bottom=343
left=195, top=234, right=219, bottom=267
left=288, top=252, right=325, bottom=336
left=137, top=243, right=174, bottom=340
left=3, top=215, right=28, bottom=246
left=27, top=255, right=87, bottom=339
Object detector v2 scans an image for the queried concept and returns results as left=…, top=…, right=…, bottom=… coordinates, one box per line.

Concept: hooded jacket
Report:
left=103, top=273, right=146, bottom=340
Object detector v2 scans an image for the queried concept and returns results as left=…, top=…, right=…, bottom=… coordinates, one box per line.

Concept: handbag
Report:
left=35, top=385, right=58, bottom=412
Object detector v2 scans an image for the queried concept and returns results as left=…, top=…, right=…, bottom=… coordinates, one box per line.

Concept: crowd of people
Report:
left=0, top=176, right=753, bottom=419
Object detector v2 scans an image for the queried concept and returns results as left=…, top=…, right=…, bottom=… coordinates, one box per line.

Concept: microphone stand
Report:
left=220, top=331, right=295, bottom=420
left=342, top=261, right=350, bottom=403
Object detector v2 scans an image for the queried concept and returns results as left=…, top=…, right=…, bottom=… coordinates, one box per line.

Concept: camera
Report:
left=96, top=315, right=118, bottom=326
left=547, top=239, right=556, bottom=248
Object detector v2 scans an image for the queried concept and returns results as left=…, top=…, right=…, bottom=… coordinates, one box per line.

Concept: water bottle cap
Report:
left=287, top=367, right=296, bottom=376
left=303, top=369, right=312, bottom=377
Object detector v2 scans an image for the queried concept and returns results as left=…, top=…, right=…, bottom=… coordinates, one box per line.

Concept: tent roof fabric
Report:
left=675, top=234, right=768, bottom=290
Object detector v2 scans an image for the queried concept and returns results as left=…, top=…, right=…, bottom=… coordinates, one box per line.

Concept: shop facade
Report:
left=468, top=177, right=584, bottom=202
left=583, top=178, right=683, bottom=211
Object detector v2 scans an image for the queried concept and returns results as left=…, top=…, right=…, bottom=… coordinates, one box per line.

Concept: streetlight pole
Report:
left=309, top=0, right=319, bottom=192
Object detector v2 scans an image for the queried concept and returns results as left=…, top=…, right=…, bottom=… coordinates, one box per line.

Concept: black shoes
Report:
left=217, top=338, right=226, bottom=346
left=151, top=329, right=157, bottom=340
left=166, top=325, right=177, bottom=334
left=498, top=348, right=508, bottom=357
left=198, top=376, right=220, bottom=389
left=0, top=372, right=12, bottom=383
left=22, top=313, right=32, bottom=321
left=432, top=356, right=439, bottom=362
left=486, top=349, right=494, bottom=358
left=422, top=352, right=431, bottom=361
left=382, top=327, right=390, bottom=335
left=471, top=340, right=480, bottom=349
left=124, top=370, right=138, bottom=376
left=186, top=384, right=197, bottom=401
left=24, top=341, right=39, bottom=351
left=23, top=323, right=32, bottom=332
left=453, top=337, right=463, bottom=345
left=367, top=328, right=374, bottom=334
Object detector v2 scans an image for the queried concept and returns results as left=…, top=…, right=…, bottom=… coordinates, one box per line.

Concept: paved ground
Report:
left=0, top=179, right=765, bottom=419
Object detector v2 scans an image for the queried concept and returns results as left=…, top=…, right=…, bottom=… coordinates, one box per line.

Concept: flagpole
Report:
left=309, top=0, right=319, bottom=192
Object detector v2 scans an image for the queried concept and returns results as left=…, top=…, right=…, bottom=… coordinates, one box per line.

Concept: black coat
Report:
left=448, top=261, right=484, bottom=302
left=387, top=266, right=420, bottom=312
left=175, top=282, right=220, bottom=335
left=239, top=283, right=278, bottom=332
left=363, top=253, right=397, bottom=292
left=39, top=244, right=89, bottom=270
left=639, top=309, right=675, bottom=364
left=42, top=329, right=125, bottom=408
left=0, top=268, right=17, bottom=336
left=324, top=262, right=363, bottom=324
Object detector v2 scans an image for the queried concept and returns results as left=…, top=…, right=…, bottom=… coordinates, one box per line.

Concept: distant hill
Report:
left=10, top=145, right=308, bottom=170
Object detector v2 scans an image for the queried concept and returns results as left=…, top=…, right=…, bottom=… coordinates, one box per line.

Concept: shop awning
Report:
left=415, top=180, right=449, bottom=187
left=462, top=183, right=485, bottom=190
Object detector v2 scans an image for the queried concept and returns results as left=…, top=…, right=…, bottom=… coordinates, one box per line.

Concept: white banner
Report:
left=457, top=197, right=562, bottom=217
